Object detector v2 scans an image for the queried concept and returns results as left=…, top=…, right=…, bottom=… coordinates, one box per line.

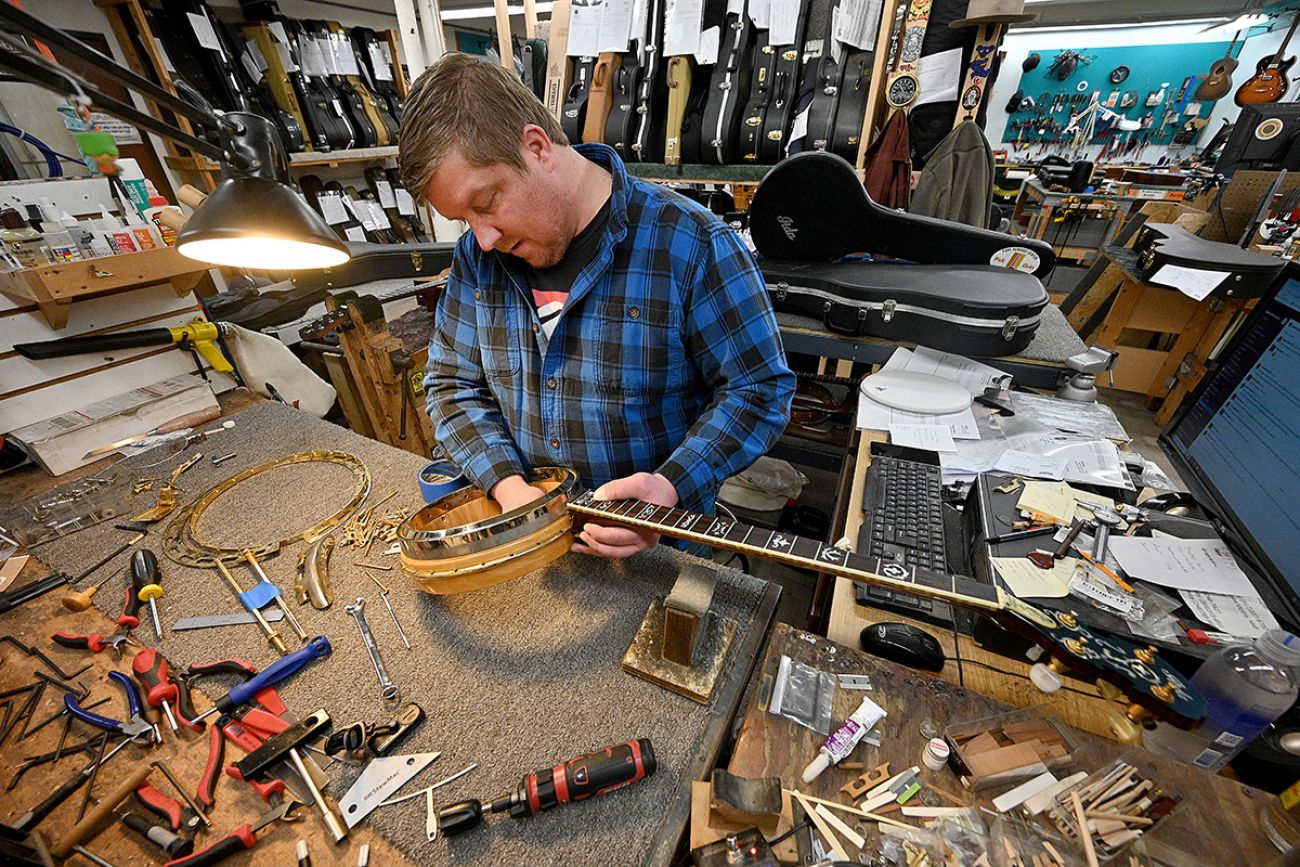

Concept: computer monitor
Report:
left=1161, top=261, right=1300, bottom=629
left=1214, top=104, right=1300, bottom=175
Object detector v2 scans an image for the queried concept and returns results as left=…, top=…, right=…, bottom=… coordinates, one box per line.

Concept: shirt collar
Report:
left=573, top=143, right=629, bottom=246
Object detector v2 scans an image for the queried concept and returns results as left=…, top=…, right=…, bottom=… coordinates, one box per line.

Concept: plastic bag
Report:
left=768, top=654, right=836, bottom=735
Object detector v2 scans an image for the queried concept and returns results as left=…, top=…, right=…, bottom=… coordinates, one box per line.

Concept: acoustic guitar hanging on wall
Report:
left=1195, top=31, right=1241, bottom=102
left=1235, top=13, right=1300, bottom=106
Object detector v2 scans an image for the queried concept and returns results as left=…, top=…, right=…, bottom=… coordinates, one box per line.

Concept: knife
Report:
left=82, top=408, right=222, bottom=459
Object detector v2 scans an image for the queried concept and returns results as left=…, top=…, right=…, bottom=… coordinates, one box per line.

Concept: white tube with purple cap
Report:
left=801, top=695, right=887, bottom=782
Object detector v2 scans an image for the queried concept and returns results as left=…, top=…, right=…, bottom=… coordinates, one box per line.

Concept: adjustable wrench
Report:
left=344, top=598, right=399, bottom=703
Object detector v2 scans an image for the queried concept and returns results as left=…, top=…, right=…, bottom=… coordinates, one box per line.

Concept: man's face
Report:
left=424, top=145, right=570, bottom=269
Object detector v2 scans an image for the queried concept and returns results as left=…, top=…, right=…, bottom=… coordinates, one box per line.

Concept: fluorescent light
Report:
left=1014, top=16, right=1226, bottom=31
left=441, top=2, right=553, bottom=20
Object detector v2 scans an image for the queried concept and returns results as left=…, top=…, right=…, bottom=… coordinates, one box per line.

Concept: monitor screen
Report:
left=1163, top=266, right=1300, bottom=626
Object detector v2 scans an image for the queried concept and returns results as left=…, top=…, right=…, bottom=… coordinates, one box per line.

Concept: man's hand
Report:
left=491, top=475, right=546, bottom=512
left=574, top=472, right=679, bottom=559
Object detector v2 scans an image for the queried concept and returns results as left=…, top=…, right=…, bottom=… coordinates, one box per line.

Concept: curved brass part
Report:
left=1134, top=645, right=1157, bottom=666
left=298, top=535, right=335, bottom=609
left=1056, top=611, right=1078, bottom=629
left=398, top=467, right=578, bottom=595
left=1151, top=683, right=1176, bottom=704
left=1064, top=637, right=1088, bottom=657
left=162, top=450, right=371, bottom=566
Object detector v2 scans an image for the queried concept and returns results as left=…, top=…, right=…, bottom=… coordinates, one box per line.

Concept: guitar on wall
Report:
left=1195, top=31, right=1240, bottom=102
left=566, top=490, right=1208, bottom=733
left=1235, top=13, right=1300, bottom=105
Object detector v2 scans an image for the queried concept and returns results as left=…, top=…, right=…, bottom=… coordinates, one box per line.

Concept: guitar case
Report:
left=828, top=48, right=874, bottom=163
left=762, top=259, right=1047, bottom=355
left=583, top=53, right=622, bottom=144
left=282, top=18, right=354, bottom=150
left=561, top=57, right=596, bottom=143
left=521, top=38, right=548, bottom=100
left=799, top=0, right=844, bottom=153
left=243, top=24, right=312, bottom=151
left=605, top=27, right=648, bottom=157
left=749, top=151, right=1056, bottom=278
left=700, top=0, right=757, bottom=164
left=739, top=32, right=778, bottom=163
left=329, top=20, right=398, bottom=145
left=1134, top=223, right=1284, bottom=299
left=352, top=27, right=404, bottom=122
left=664, top=56, right=693, bottom=164
left=758, top=0, right=811, bottom=163
left=628, top=0, right=669, bottom=162
left=305, top=20, right=376, bottom=148
left=679, top=0, right=729, bottom=163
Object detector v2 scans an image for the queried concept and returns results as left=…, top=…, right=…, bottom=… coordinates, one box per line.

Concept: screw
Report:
left=212, top=453, right=236, bottom=466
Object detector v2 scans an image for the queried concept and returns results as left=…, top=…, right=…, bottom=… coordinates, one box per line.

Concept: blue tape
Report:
left=419, top=460, right=467, bottom=503
left=240, top=580, right=281, bottom=610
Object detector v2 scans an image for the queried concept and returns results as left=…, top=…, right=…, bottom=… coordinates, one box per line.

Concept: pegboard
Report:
left=1001, top=42, right=1231, bottom=148
left=1199, top=169, right=1300, bottom=243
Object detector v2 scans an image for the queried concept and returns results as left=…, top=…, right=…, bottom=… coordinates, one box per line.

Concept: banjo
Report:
left=398, top=467, right=1205, bottom=729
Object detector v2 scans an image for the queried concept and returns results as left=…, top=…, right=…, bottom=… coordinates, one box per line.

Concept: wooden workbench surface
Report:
left=729, top=622, right=1281, bottom=865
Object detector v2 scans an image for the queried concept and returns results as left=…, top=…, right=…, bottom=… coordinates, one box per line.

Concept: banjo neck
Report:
left=568, top=491, right=1004, bottom=614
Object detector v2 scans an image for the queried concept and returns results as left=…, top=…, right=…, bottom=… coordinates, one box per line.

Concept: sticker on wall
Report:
left=1256, top=117, right=1286, bottom=141
left=990, top=246, right=1042, bottom=273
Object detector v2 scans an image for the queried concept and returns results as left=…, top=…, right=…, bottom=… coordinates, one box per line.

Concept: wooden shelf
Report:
left=166, top=145, right=399, bottom=177
left=625, top=163, right=773, bottom=184
left=0, top=247, right=205, bottom=329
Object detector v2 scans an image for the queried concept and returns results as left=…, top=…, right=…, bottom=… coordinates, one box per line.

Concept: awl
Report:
left=82, top=408, right=222, bottom=458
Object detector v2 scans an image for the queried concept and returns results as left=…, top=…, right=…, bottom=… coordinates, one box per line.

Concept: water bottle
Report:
left=1144, top=630, right=1300, bottom=772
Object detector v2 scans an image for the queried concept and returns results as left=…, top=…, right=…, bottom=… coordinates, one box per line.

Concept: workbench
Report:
left=727, top=622, right=1281, bottom=865
left=1012, top=180, right=1182, bottom=266
left=0, top=400, right=779, bottom=866
left=777, top=306, right=1086, bottom=392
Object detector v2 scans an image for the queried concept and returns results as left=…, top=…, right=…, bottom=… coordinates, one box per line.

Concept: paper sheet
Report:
left=1150, top=264, right=1226, bottom=302
left=695, top=25, right=721, bottom=64
left=914, top=47, right=962, bottom=108
left=992, top=450, right=1067, bottom=480
left=1016, top=481, right=1080, bottom=524
left=992, top=556, right=1078, bottom=599
left=664, top=0, right=704, bottom=56
left=1006, top=391, right=1130, bottom=442
left=884, top=346, right=1012, bottom=396
left=889, top=423, right=956, bottom=452
left=567, top=0, right=605, bottom=56
left=769, top=0, right=800, bottom=45
left=597, top=0, right=636, bottom=52
left=832, top=0, right=881, bottom=50
left=858, top=400, right=980, bottom=439
left=1181, top=589, right=1280, bottom=639
left=1108, top=537, right=1258, bottom=594
left=748, top=0, right=771, bottom=29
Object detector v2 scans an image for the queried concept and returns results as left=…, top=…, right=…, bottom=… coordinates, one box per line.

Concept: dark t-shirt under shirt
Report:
left=524, top=196, right=611, bottom=338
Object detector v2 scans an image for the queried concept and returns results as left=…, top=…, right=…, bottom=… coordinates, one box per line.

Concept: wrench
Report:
left=345, top=598, right=399, bottom=703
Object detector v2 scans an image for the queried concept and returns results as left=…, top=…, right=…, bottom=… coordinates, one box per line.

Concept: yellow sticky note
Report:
left=1068, top=485, right=1115, bottom=521
left=1016, top=481, right=1077, bottom=524
left=991, top=556, right=1080, bottom=599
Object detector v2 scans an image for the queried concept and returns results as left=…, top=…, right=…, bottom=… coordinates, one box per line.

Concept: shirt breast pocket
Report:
left=477, top=301, right=522, bottom=380
left=596, top=302, right=688, bottom=399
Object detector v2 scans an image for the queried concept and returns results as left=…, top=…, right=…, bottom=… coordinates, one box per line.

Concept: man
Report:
left=399, top=54, right=793, bottom=559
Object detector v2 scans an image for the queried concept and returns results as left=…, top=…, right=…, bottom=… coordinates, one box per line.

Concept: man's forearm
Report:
left=426, top=383, right=526, bottom=496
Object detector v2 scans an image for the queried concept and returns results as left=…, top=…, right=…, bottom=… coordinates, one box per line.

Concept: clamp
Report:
left=64, top=671, right=159, bottom=743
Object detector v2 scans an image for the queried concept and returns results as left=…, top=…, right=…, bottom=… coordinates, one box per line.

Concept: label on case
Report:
left=990, top=246, right=1041, bottom=273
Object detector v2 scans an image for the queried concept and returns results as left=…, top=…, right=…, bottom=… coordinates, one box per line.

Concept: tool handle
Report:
left=136, top=782, right=184, bottom=830
left=14, top=328, right=174, bottom=359
left=164, top=825, right=255, bottom=867
left=133, top=649, right=179, bottom=708
left=218, top=636, right=330, bottom=713
left=50, top=763, right=153, bottom=858
left=118, top=581, right=142, bottom=628
left=187, top=658, right=258, bottom=678
left=14, top=763, right=92, bottom=830
left=0, top=572, right=69, bottom=615
left=197, top=724, right=224, bottom=809
left=174, top=678, right=204, bottom=731
left=224, top=764, right=284, bottom=802
left=64, top=693, right=124, bottom=734
left=122, top=811, right=194, bottom=858
left=108, top=670, right=147, bottom=721
left=530, top=738, right=656, bottom=814
left=52, top=632, right=106, bottom=652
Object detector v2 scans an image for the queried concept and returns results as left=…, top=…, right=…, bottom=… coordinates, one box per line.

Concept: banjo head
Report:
left=398, top=467, right=578, bottom=594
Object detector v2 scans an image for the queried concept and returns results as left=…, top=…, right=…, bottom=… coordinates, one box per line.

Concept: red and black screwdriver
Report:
left=490, top=738, right=656, bottom=818
left=133, top=649, right=192, bottom=735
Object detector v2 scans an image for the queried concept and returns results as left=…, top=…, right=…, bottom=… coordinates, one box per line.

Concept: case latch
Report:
left=823, top=302, right=868, bottom=336
left=881, top=299, right=897, bottom=323
left=1002, top=315, right=1021, bottom=341
left=775, top=281, right=789, bottom=303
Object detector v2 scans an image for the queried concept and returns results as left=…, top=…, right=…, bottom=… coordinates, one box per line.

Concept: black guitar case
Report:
left=749, top=151, right=1056, bottom=278
left=561, top=57, right=596, bottom=143
left=763, top=259, right=1047, bottom=355
left=700, top=0, right=757, bottom=164
left=828, top=47, right=873, bottom=164
left=352, top=27, right=404, bottom=122
left=305, top=20, right=376, bottom=148
left=757, top=0, right=810, bottom=163
left=739, top=32, right=778, bottom=163
left=1135, top=223, right=1284, bottom=299
left=909, top=0, right=988, bottom=169
left=605, top=27, right=648, bottom=158
left=797, top=0, right=844, bottom=153
left=521, top=38, right=548, bottom=99
left=283, top=19, right=353, bottom=150
left=679, top=0, right=728, bottom=163
left=628, top=0, right=669, bottom=162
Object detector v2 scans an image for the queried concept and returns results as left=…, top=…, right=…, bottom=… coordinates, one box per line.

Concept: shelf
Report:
left=0, top=246, right=205, bottom=329
left=166, top=145, right=399, bottom=176
left=625, top=163, right=774, bottom=184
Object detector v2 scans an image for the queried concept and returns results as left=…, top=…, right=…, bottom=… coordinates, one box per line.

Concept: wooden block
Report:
left=964, top=743, right=1045, bottom=778
left=960, top=731, right=1002, bottom=755
left=692, top=781, right=788, bottom=850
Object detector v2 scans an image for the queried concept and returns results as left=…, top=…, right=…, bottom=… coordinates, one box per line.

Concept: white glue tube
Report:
left=802, top=695, right=887, bottom=782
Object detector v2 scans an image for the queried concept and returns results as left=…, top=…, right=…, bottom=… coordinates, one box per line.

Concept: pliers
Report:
left=65, top=671, right=159, bottom=743
left=51, top=632, right=139, bottom=660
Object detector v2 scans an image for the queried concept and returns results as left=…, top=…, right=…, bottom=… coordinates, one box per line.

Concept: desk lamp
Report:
left=0, top=4, right=349, bottom=271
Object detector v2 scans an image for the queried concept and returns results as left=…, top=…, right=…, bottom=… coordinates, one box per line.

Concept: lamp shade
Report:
left=176, top=176, right=350, bottom=270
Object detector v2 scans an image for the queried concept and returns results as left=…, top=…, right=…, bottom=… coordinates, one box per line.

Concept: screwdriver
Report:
left=61, top=532, right=146, bottom=611
left=133, top=549, right=165, bottom=638
left=489, top=738, right=656, bottom=818
left=189, top=636, right=332, bottom=725
left=133, top=649, right=182, bottom=734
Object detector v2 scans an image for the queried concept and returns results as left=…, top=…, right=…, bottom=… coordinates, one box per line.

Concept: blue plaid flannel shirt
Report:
left=423, top=143, right=795, bottom=511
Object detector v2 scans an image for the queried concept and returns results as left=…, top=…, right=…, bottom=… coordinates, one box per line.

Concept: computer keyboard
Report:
left=855, top=447, right=955, bottom=624
left=863, top=454, right=948, bottom=570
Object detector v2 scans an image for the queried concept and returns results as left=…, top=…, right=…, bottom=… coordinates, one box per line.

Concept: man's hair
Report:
left=398, top=53, right=569, bottom=203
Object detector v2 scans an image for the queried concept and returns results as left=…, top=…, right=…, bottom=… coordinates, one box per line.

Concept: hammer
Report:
left=233, top=709, right=348, bottom=843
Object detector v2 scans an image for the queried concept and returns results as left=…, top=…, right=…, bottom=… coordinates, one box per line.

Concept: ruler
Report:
left=172, top=610, right=287, bottom=631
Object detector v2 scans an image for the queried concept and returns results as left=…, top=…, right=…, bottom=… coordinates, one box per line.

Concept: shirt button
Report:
left=550, top=437, right=560, bottom=448
left=532, top=323, right=540, bottom=334
left=547, top=377, right=557, bottom=390
left=474, top=291, right=481, bottom=301
left=628, top=306, right=640, bottom=319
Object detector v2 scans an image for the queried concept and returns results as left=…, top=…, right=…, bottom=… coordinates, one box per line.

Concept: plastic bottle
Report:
left=0, top=207, right=50, bottom=267
left=59, top=211, right=105, bottom=259
left=142, top=192, right=177, bottom=247
left=97, top=206, right=138, bottom=254
left=115, top=157, right=150, bottom=214
left=39, top=219, right=82, bottom=262
left=123, top=207, right=158, bottom=251
left=1144, top=630, right=1300, bottom=772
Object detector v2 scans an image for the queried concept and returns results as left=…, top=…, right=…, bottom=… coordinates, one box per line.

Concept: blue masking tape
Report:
left=419, top=460, right=468, bottom=503
left=240, top=580, right=281, bottom=610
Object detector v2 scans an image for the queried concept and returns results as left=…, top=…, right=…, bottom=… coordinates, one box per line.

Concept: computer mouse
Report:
left=859, top=622, right=945, bottom=672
